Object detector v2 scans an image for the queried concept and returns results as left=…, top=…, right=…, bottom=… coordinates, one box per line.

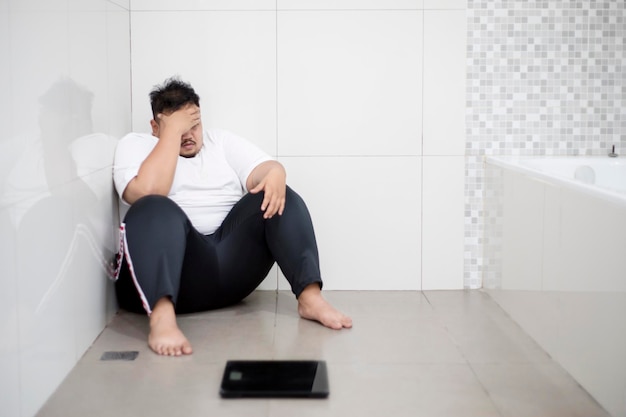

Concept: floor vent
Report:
left=100, top=351, right=139, bottom=361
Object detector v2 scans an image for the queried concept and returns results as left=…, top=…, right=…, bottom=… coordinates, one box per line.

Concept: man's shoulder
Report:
left=116, top=132, right=158, bottom=152
left=114, top=132, right=157, bottom=164
left=119, top=132, right=158, bottom=143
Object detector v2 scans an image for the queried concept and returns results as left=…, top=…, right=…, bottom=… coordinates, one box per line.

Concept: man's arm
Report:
left=247, top=160, right=287, bottom=219
left=122, top=106, right=201, bottom=205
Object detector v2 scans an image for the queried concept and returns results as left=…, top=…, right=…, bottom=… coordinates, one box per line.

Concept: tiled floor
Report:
left=37, top=291, right=610, bottom=417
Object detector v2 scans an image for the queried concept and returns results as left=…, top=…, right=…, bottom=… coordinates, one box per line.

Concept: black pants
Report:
left=115, top=187, right=322, bottom=315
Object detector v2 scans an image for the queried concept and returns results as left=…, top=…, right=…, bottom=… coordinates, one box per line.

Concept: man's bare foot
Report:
left=297, top=284, right=353, bottom=330
left=148, top=297, right=193, bottom=356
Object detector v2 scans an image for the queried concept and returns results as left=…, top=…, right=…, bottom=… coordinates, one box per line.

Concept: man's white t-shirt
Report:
left=113, top=128, right=272, bottom=235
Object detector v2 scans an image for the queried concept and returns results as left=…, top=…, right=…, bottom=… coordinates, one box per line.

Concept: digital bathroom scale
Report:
left=219, top=360, right=329, bottom=398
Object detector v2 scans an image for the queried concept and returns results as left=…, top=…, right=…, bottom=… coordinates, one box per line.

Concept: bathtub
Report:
left=487, top=156, right=626, bottom=206
left=483, top=156, right=626, bottom=417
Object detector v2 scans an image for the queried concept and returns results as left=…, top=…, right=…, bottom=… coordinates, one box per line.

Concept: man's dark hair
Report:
left=149, top=77, right=200, bottom=120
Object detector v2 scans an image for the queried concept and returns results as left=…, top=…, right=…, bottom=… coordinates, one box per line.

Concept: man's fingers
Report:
left=261, top=191, right=284, bottom=219
left=262, top=191, right=275, bottom=217
left=250, top=179, right=286, bottom=218
left=262, top=194, right=270, bottom=212
left=264, top=194, right=286, bottom=219
left=158, top=106, right=201, bottom=133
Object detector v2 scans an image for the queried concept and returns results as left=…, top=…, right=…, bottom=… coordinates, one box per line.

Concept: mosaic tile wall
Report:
left=465, top=0, right=626, bottom=288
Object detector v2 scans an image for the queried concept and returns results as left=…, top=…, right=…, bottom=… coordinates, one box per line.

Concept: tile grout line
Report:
left=421, top=292, right=505, bottom=417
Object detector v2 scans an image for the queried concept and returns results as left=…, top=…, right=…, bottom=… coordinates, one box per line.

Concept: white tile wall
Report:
left=423, top=9, right=466, bottom=156
left=277, top=0, right=424, bottom=10
left=0, top=205, right=20, bottom=417
left=130, top=0, right=276, bottom=11
left=421, top=156, right=465, bottom=289
left=1, top=1, right=130, bottom=416
left=278, top=156, right=422, bottom=290
left=71, top=164, right=120, bottom=353
left=0, top=2, right=9, bottom=137
left=0, top=6, right=19, bottom=416
left=277, top=10, right=422, bottom=156
left=105, top=2, right=133, bottom=137
left=420, top=6, right=466, bottom=291
left=257, top=264, right=280, bottom=291
left=424, top=0, right=466, bottom=9
left=130, top=10, right=277, bottom=155
left=16, top=184, right=77, bottom=417
left=108, top=0, right=129, bottom=9
left=130, top=3, right=466, bottom=292
left=130, top=0, right=467, bottom=10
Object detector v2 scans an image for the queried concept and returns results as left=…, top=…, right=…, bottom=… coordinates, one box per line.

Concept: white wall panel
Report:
left=485, top=162, right=626, bottom=417
left=130, top=7, right=468, bottom=293
left=131, top=0, right=275, bottom=11
left=0, top=1, right=10, bottom=143
left=1, top=1, right=130, bottom=415
left=421, top=156, right=465, bottom=289
left=500, top=171, right=544, bottom=290
left=0, top=204, right=20, bottom=417
left=130, top=11, right=277, bottom=155
left=108, top=0, right=129, bottom=10
left=8, top=9, right=69, bottom=140
left=278, top=156, right=422, bottom=290
left=423, top=10, right=466, bottom=156
left=424, top=0, right=466, bottom=9
left=277, top=0, right=423, bottom=9
left=277, top=10, right=422, bottom=156
left=105, top=2, right=133, bottom=139
left=15, top=179, right=77, bottom=417
left=71, top=161, right=119, bottom=356
left=257, top=265, right=279, bottom=291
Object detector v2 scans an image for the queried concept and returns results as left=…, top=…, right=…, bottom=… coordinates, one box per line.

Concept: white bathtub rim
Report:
left=485, top=155, right=626, bottom=208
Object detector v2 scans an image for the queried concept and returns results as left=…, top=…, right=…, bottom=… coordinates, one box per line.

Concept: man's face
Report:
left=151, top=104, right=204, bottom=158
left=177, top=118, right=203, bottom=158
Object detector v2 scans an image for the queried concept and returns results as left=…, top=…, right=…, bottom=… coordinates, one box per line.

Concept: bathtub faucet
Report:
left=608, top=145, right=618, bottom=158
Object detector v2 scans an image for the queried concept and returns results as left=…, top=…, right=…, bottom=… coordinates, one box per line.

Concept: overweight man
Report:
left=112, top=78, right=352, bottom=356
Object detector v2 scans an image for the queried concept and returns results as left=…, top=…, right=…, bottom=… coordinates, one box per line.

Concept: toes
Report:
left=326, top=315, right=352, bottom=330
left=150, top=341, right=192, bottom=356
left=323, top=313, right=350, bottom=330
left=326, top=320, right=342, bottom=330
left=169, top=344, right=185, bottom=356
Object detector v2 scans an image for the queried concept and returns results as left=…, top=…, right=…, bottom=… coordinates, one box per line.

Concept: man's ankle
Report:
left=299, top=283, right=322, bottom=300
left=150, top=297, right=176, bottom=322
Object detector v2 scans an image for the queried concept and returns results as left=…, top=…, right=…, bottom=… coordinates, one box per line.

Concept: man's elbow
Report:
left=122, top=180, right=169, bottom=205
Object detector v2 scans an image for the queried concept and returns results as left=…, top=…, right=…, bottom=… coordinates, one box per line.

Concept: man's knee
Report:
left=284, top=186, right=307, bottom=211
left=124, top=195, right=186, bottom=225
